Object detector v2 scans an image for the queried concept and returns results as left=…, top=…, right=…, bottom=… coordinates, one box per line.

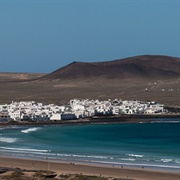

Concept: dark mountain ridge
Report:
left=42, top=55, right=180, bottom=80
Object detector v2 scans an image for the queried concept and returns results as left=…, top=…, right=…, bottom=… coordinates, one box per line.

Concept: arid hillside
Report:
left=0, top=72, right=45, bottom=82
left=42, top=55, right=180, bottom=80
left=0, top=55, right=180, bottom=107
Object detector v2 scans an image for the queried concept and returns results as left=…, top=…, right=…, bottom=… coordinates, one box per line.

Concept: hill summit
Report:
left=43, top=55, right=180, bottom=80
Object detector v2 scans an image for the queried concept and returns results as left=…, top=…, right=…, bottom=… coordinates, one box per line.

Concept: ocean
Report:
left=0, top=119, right=180, bottom=171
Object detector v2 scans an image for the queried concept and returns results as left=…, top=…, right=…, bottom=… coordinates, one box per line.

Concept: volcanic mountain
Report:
left=0, top=55, right=180, bottom=106
left=42, top=55, right=180, bottom=80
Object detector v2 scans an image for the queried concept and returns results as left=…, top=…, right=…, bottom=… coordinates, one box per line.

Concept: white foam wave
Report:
left=90, top=160, right=180, bottom=169
left=160, top=159, right=173, bottom=163
left=71, top=154, right=108, bottom=159
left=52, top=153, right=110, bottom=160
left=0, top=137, right=17, bottom=143
left=127, top=154, right=144, bottom=158
left=21, top=127, right=41, bottom=133
left=57, top=153, right=72, bottom=157
left=120, top=158, right=136, bottom=161
left=87, top=155, right=108, bottom=159
left=0, top=146, right=49, bottom=152
left=72, top=154, right=86, bottom=158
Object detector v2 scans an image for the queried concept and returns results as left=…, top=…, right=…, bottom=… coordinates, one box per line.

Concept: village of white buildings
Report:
left=0, top=99, right=166, bottom=122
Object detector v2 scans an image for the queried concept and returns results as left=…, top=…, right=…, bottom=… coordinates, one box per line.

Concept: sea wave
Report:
left=0, top=146, right=49, bottom=152
left=71, top=154, right=108, bottom=159
left=160, top=159, right=173, bottom=163
left=90, top=160, right=180, bottom=170
left=120, top=158, right=136, bottom=161
left=57, top=153, right=72, bottom=157
left=155, top=159, right=173, bottom=163
left=127, top=154, right=144, bottom=158
left=87, top=155, right=108, bottom=159
left=0, top=137, right=18, bottom=143
left=40, top=153, right=111, bottom=160
left=21, top=127, right=41, bottom=133
left=52, top=153, right=112, bottom=160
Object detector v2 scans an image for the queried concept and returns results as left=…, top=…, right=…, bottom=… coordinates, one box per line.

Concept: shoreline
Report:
left=1, top=148, right=180, bottom=173
left=1, top=116, right=180, bottom=179
left=0, top=156, right=180, bottom=180
left=1, top=114, right=180, bottom=127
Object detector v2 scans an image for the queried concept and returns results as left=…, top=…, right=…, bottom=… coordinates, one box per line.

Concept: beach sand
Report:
left=0, top=156, right=180, bottom=180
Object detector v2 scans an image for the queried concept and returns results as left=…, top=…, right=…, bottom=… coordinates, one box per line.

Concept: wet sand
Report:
left=0, top=156, right=180, bottom=180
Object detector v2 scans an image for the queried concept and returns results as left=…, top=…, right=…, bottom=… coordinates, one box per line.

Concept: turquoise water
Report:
left=0, top=120, right=180, bottom=170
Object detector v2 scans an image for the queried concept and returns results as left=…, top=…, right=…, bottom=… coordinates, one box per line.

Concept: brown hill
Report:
left=42, top=55, right=180, bottom=80
left=0, top=55, right=180, bottom=107
left=0, top=72, right=45, bottom=82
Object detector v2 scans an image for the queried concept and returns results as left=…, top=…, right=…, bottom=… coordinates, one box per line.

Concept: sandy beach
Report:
left=0, top=156, right=180, bottom=180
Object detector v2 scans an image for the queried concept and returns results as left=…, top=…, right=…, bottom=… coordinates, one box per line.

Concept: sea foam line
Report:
left=127, top=154, right=144, bottom=158
left=72, top=154, right=108, bottom=159
left=54, top=153, right=110, bottom=160
left=160, top=159, right=173, bottom=163
left=21, top=127, right=41, bottom=133
left=0, top=137, right=18, bottom=143
left=90, top=160, right=180, bottom=169
left=0, top=146, right=49, bottom=152
left=120, top=158, right=136, bottom=161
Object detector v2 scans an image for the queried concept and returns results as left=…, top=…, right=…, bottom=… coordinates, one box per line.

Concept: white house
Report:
left=50, top=113, right=61, bottom=121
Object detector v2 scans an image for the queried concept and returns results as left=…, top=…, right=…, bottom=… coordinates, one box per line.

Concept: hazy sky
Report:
left=0, top=0, right=180, bottom=73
